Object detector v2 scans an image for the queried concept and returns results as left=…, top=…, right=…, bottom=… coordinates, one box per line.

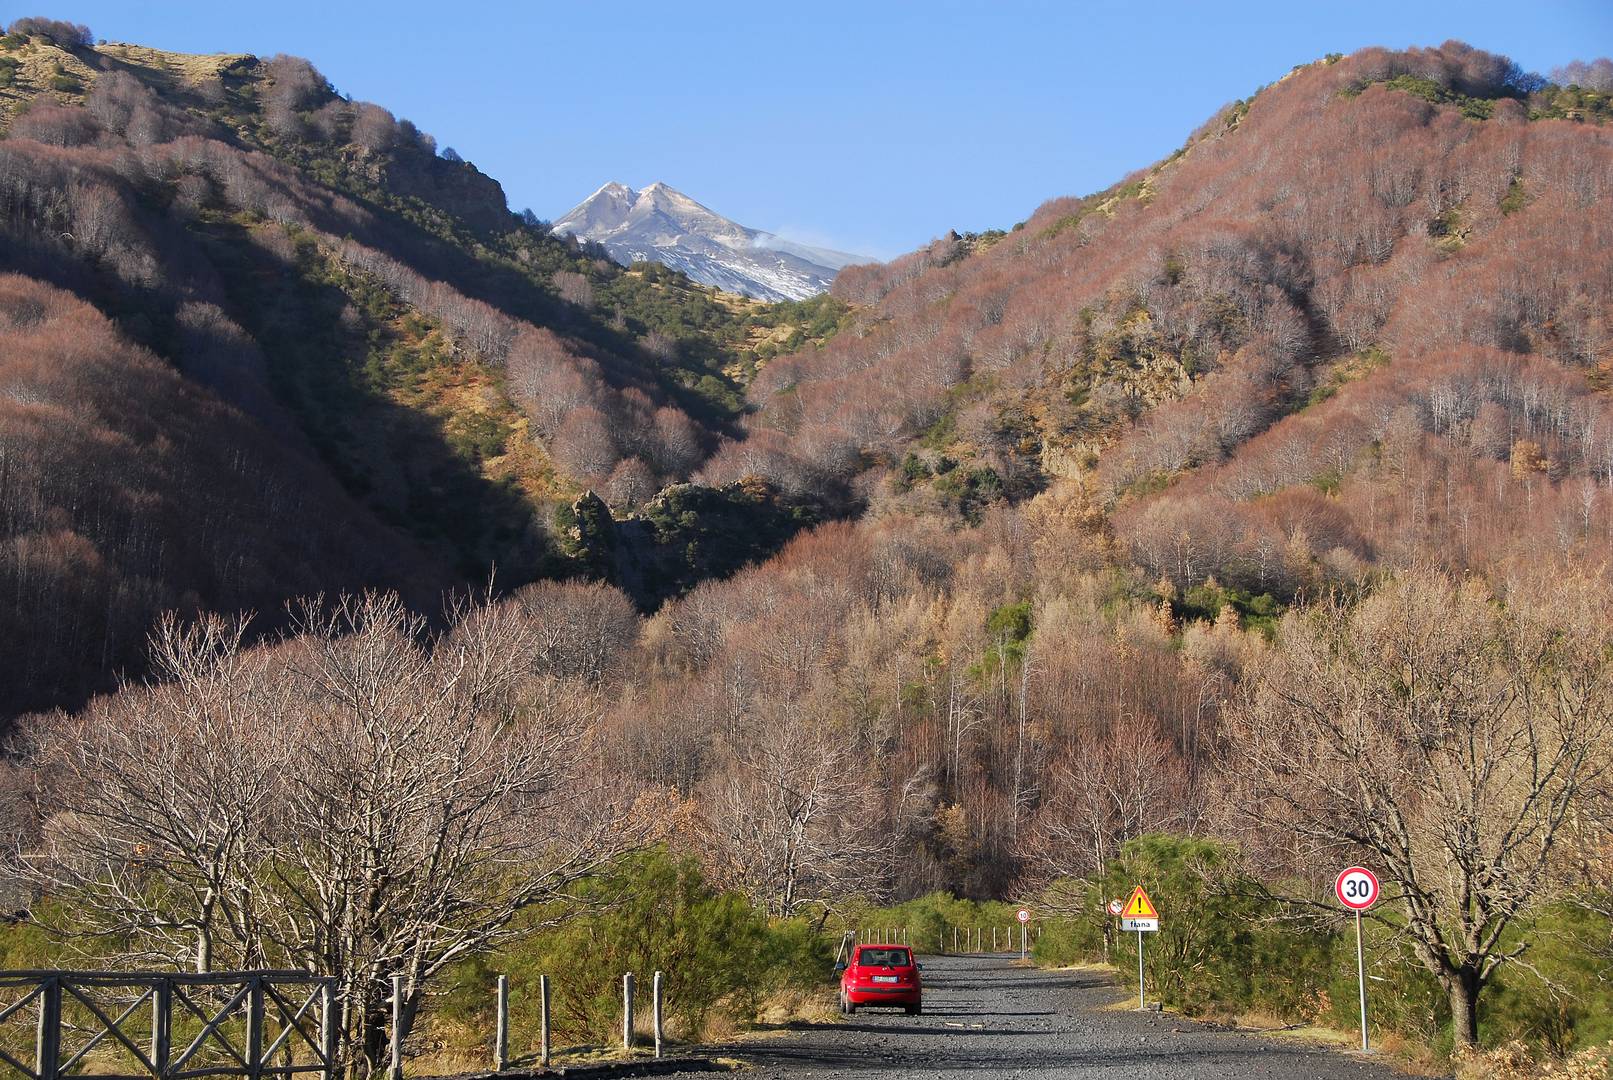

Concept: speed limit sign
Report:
left=1335, top=866, right=1380, bottom=910
left=1017, top=908, right=1031, bottom=924
left=1336, top=865, right=1381, bottom=1053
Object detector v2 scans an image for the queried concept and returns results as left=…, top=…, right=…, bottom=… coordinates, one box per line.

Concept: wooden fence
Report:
left=0, top=971, right=338, bottom=1080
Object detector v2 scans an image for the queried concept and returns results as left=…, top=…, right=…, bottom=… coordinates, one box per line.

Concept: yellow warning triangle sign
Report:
left=1122, top=886, right=1159, bottom=919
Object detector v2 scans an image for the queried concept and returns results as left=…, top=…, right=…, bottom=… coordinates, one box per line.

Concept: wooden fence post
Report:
left=539, top=975, right=551, bottom=1067
left=652, top=972, right=664, bottom=1059
left=151, top=977, right=172, bottom=1079
left=494, top=975, right=508, bottom=1072
left=622, top=973, right=635, bottom=1051
left=389, top=974, right=404, bottom=1080
left=246, top=974, right=265, bottom=1080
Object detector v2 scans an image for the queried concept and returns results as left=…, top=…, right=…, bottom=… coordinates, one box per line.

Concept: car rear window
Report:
left=858, top=947, right=912, bottom=967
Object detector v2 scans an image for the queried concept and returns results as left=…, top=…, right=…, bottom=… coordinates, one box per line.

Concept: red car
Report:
left=838, top=944, right=923, bottom=1015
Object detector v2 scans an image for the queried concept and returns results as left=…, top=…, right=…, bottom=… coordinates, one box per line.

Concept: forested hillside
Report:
left=4, top=20, right=1613, bottom=1065
left=0, top=17, right=840, bottom=715
left=638, top=32, right=1613, bottom=965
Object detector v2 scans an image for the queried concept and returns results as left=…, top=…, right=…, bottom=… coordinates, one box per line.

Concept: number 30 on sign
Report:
left=1335, top=866, right=1380, bottom=910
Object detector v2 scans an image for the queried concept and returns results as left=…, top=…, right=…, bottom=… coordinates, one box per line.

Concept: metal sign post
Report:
left=1355, top=910, right=1367, bottom=1048
left=1137, top=927, right=1145, bottom=1009
left=1016, top=908, right=1030, bottom=959
left=1335, top=866, right=1381, bottom=1052
left=1118, top=887, right=1160, bottom=1010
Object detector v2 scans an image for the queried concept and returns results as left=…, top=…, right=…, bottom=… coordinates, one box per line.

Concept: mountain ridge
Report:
left=552, top=181, right=867, bottom=302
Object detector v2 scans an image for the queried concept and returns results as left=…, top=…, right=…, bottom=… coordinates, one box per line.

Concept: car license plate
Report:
left=872, top=975, right=898, bottom=983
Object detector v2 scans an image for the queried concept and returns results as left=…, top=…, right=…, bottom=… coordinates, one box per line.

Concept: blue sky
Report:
left=24, top=1, right=1613, bottom=258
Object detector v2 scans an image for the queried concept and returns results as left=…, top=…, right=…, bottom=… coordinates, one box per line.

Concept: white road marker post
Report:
left=1335, top=866, right=1381, bottom=1052
left=623, top=972, right=635, bottom=1051
left=494, top=975, right=508, bottom=1072
left=652, top=971, right=664, bottom=1059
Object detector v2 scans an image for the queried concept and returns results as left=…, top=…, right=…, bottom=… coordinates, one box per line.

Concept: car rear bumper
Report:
left=844, top=986, right=921, bottom=1006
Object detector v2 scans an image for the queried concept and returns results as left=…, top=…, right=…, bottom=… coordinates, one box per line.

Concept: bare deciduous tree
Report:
left=552, top=270, right=595, bottom=310
left=1021, top=722, right=1188, bottom=883
left=1224, top=568, right=1613, bottom=1048
left=701, top=705, right=886, bottom=918
left=18, top=611, right=294, bottom=972
left=14, top=591, right=633, bottom=1075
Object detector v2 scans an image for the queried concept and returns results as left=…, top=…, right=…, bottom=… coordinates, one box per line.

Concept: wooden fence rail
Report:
left=0, top=971, right=338, bottom=1080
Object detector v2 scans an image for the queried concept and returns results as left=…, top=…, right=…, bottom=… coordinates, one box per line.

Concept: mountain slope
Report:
left=552, top=182, right=866, bottom=302
left=702, top=41, right=1613, bottom=592
left=0, top=21, right=841, bottom=719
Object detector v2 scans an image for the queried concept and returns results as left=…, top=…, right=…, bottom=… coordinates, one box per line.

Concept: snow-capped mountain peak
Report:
left=551, top=182, right=867, bottom=302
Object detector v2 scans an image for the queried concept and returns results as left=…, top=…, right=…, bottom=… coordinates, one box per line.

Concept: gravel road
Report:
left=683, top=953, right=1416, bottom=1079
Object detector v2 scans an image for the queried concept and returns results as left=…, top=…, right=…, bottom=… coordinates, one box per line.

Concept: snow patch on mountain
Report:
left=551, top=183, right=868, bottom=302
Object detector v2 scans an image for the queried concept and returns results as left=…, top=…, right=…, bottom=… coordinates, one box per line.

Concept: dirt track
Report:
left=680, top=953, right=1418, bottom=1079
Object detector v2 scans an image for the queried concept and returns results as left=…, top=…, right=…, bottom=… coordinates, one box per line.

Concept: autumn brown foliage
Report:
left=711, top=41, right=1612, bottom=542
left=0, top=275, right=432, bottom=717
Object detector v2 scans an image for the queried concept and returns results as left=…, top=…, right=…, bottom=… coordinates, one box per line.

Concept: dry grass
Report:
left=95, top=43, right=248, bottom=85
left=407, top=1009, right=686, bottom=1077
left=0, top=40, right=96, bottom=122
left=1260, top=1023, right=1359, bottom=1048
left=754, top=987, right=838, bottom=1028
left=1453, top=1041, right=1613, bottom=1080
left=409, top=1042, right=678, bottom=1076
left=1188, top=1008, right=1447, bottom=1076
left=701, top=986, right=837, bottom=1048
left=0, top=39, right=245, bottom=126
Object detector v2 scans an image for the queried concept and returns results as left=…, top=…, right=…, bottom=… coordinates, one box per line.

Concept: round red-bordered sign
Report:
left=1335, top=866, right=1380, bottom=910
left=1107, top=899, right=1124, bottom=916
left=1017, top=908, right=1031, bottom=924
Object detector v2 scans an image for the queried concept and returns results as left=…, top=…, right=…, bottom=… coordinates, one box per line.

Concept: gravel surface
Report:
left=681, top=954, right=1418, bottom=1079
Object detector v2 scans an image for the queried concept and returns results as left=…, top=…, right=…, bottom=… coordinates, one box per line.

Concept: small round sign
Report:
left=1017, top=908, right=1031, bottom=924
left=1107, top=898, right=1124, bottom=916
left=1335, top=866, right=1380, bottom=911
